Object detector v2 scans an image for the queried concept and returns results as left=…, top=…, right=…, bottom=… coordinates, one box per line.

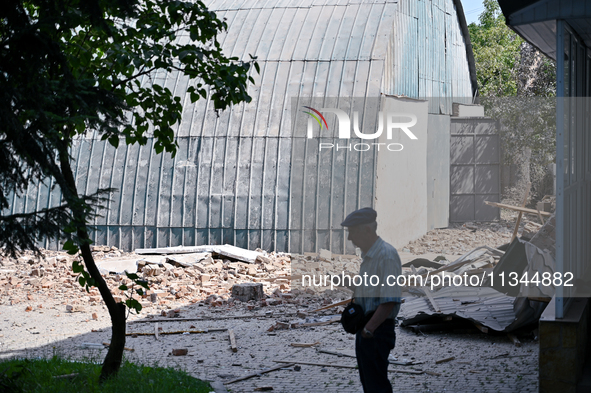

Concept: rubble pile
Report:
left=0, top=246, right=293, bottom=311
left=398, top=215, right=557, bottom=334
left=0, top=209, right=556, bottom=335
left=402, top=221, right=514, bottom=255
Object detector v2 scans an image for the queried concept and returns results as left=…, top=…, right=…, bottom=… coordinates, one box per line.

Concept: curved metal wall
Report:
left=5, top=0, right=474, bottom=253
left=385, top=0, right=473, bottom=112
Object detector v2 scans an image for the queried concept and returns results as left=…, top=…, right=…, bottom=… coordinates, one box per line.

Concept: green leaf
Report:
left=125, top=298, right=142, bottom=313
left=72, top=261, right=84, bottom=273
left=63, top=240, right=79, bottom=255
left=79, top=277, right=86, bottom=286
left=137, top=280, right=149, bottom=289
left=119, top=285, right=128, bottom=291
left=108, top=135, right=119, bottom=148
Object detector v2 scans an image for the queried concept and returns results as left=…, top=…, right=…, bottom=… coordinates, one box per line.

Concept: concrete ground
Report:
left=0, top=300, right=539, bottom=393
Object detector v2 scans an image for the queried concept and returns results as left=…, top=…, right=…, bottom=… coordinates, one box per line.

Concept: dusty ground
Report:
left=0, top=218, right=543, bottom=392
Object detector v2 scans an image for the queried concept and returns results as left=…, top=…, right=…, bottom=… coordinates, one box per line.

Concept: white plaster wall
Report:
left=375, top=96, right=429, bottom=249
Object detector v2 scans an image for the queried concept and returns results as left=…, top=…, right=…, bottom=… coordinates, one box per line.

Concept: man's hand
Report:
left=361, top=326, right=374, bottom=338
left=362, top=302, right=397, bottom=337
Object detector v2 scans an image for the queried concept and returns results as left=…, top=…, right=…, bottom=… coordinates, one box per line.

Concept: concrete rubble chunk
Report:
left=200, top=274, right=211, bottom=283
left=66, top=304, right=85, bottom=313
left=135, top=244, right=262, bottom=264
left=95, top=258, right=139, bottom=274
left=231, top=283, right=264, bottom=302
left=165, top=252, right=210, bottom=267
left=318, top=249, right=332, bottom=260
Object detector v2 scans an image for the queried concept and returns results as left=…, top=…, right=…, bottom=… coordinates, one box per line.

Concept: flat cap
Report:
left=340, top=207, right=377, bottom=227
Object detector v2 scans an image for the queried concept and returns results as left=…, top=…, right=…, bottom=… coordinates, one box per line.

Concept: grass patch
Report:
left=0, top=357, right=212, bottom=393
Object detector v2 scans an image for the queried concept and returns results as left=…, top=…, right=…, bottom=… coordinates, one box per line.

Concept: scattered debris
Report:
left=402, top=258, right=445, bottom=269
left=102, top=342, right=134, bottom=352
left=398, top=214, right=555, bottom=334
left=228, top=329, right=238, bottom=352
left=507, top=334, right=522, bottom=347
left=273, top=360, right=423, bottom=374
left=53, top=373, right=79, bottom=379
left=267, top=315, right=341, bottom=332
left=66, top=305, right=85, bottom=313
left=290, top=342, right=320, bottom=348
left=224, top=363, right=296, bottom=385
left=78, top=343, right=104, bottom=349
left=435, top=356, right=455, bottom=364
left=172, top=348, right=188, bottom=356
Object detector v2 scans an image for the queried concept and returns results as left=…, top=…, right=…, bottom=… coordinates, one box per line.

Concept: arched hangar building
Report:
left=9, top=0, right=480, bottom=254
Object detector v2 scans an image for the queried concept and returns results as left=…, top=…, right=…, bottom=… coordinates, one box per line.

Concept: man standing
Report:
left=341, top=207, right=402, bottom=393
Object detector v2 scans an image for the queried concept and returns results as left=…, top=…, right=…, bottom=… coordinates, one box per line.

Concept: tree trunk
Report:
left=57, top=143, right=126, bottom=382
left=516, top=145, right=532, bottom=203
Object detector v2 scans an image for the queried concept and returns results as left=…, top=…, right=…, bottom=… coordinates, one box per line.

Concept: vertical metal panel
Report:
left=427, top=114, right=450, bottom=229
left=449, top=119, right=500, bottom=222
left=554, top=22, right=591, bottom=316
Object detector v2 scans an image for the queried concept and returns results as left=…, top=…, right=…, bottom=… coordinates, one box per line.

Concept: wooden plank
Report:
left=309, top=299, right=350, bottom=313
left=511, top=183, right=531, bottom=242
left=316, top=348, right=356, bottom=358
left=273, top=360, right=423, bottom=374
left=484, top=201, right=551, bottom=216
left=536, top=207, right=545, bottom=225
left=507, top=333, right=522, bottom=347
left=128, top=314, right=298, bottom=323
left=290, top=342, right=320, bottom=348
left=126, top=328, right=227, bottom=336
left=435, top=356, right=455, bottom=364
left=298, top=316, right=341, bottom=327
left=224, top=363, right=296, bottom=385
left=229, top=329, right=238, bottom=352
left=473, top=323, right=489, bottom=334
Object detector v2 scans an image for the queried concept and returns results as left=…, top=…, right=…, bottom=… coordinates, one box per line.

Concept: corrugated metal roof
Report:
left=399, top=287, right=519, bottom=332
left=6, top=0, right=474, bottom=253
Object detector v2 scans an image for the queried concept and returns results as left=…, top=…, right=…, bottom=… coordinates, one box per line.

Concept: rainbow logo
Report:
left=302, top=106, right=329, bottom=130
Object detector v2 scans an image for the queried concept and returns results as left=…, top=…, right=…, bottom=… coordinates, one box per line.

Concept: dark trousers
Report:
left=355, top=320, right=396, bottom=393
